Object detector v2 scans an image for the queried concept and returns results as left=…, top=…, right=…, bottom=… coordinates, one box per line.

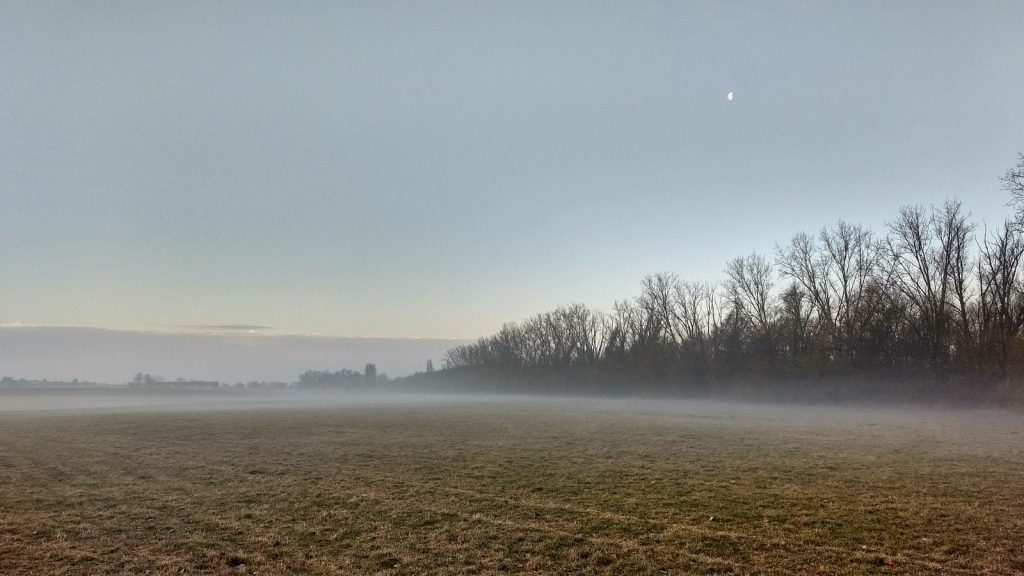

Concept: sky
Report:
left=2, top=1, right=1023, bottom=380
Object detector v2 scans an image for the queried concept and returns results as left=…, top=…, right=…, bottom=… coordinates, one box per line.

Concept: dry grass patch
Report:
left=0, top=396, right=1022, bottom=574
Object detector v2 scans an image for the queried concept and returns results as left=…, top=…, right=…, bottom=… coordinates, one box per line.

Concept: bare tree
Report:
left=778, top=222, right=886, bottom=362
left=1002, top=152, right=1024, bottom=227
left=977, top=221, right=1024, bottom=380
left=936, top=200, right=976, bottom=353
left=885, top=201, right=973, bottom=371
left=820, top=221, right=887, bottom=357
left=725, top=253, right=775, bottom=335
left=673, top=281, right=725, bottom=376
left=777, top=232, right=834, bottom=328
left=639, top=273, right=685, bottom=351
left=778, top=282, right=813, bottom=359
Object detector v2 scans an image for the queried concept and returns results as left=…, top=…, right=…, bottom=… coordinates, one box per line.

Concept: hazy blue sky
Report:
left=3, top=1, right=1023, bottom=348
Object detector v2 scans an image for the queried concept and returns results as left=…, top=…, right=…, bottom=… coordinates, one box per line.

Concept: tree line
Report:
left=296, top=364, right=385, bottom=388
left=435, top=155, right=1024, bottom=403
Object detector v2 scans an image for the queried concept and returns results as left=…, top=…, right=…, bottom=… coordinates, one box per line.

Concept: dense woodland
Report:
left=431, top=155, right=1024, bottom=403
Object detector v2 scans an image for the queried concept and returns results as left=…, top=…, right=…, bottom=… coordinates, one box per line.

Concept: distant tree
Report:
left=297, top=369, right=364, bottom=389
left=364, top=363, right=377, bottom=382
left=426, top=359, right=434, bottom=373
left=132, top=372, right=162, bottom=387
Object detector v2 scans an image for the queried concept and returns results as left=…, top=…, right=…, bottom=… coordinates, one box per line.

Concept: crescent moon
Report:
left=726, top=91, right=734, bottom=102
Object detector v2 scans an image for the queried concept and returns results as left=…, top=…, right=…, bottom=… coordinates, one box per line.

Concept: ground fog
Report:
left=1, top=391, right=1021, bottom=574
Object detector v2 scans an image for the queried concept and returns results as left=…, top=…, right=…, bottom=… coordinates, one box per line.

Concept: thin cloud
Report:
left=176, top=324, right=273, bottom=332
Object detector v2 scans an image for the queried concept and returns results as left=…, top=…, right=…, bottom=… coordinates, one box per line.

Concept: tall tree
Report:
left=885, top=203, right=971, bottom=372
left=725, top=253, right=775, bottom=335
left=977, top=221, right=1024, bottom=381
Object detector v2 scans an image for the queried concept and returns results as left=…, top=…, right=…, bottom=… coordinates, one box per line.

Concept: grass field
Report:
left=1, top=393, right=1022, bottom=575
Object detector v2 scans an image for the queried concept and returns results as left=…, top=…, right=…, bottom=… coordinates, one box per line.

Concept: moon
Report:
left=726, top=91, right=734, bottom=102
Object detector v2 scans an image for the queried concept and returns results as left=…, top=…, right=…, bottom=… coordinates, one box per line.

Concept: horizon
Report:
left=0, top=324, right=467, bottom=383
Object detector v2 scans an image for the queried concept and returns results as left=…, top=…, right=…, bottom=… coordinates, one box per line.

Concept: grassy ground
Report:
left=0, top=395, right=1022, bottom=575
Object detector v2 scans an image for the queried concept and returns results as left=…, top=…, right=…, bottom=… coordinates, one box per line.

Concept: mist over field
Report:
left=0, top=388, right=481, bottom=414
left=2, top=391, right=1023, bottom=574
